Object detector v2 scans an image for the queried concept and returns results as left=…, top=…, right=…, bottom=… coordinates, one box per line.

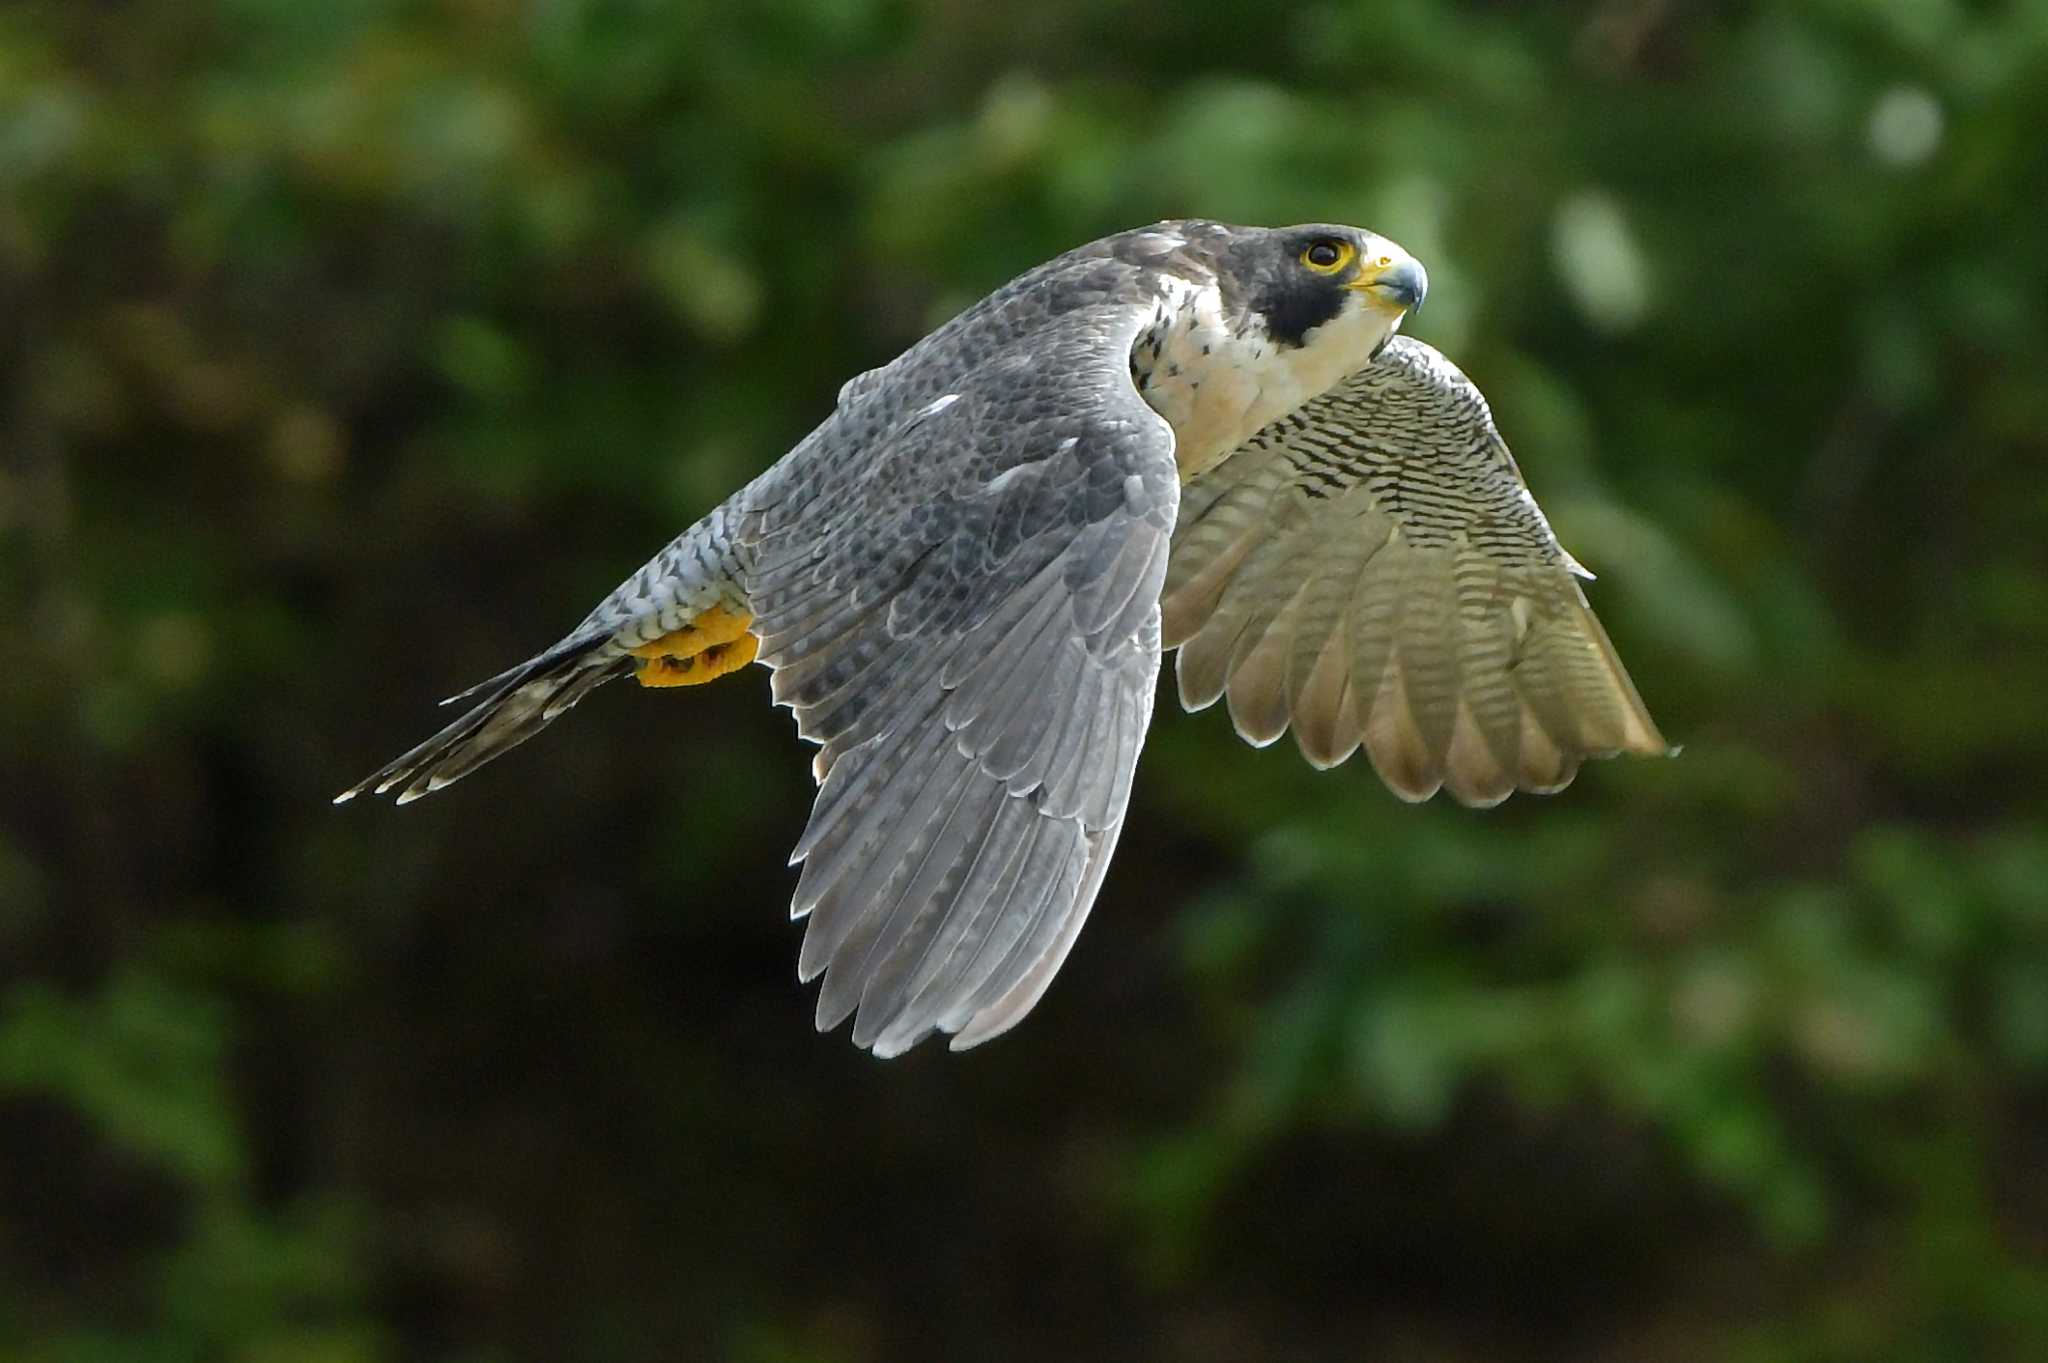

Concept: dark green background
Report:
left=4, top=1, right=2046, bottom=1359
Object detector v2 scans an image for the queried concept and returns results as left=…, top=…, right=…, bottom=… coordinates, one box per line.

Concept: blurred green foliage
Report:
left=3, top=0, right=2047, bottom=1359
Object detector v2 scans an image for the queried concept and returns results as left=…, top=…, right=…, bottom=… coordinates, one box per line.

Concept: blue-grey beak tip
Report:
left=1384, top=258, right=1428, bottom=313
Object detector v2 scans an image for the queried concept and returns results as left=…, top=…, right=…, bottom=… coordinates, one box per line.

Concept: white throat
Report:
left=1132, top=280, right=1402, bottom=481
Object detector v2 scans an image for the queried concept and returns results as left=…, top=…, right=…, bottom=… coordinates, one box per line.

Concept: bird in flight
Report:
left=339, top=221, right=1667, bottom=1056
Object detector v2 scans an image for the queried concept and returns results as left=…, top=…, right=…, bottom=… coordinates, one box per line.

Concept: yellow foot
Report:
left=629, top=606, right=758, bottom=688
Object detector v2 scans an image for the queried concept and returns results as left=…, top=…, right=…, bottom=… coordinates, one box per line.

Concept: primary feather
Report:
left=340, top=222, right=1668, bottom=1054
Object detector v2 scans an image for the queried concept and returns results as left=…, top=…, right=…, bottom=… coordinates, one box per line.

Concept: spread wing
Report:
left=1163, top=335, right=1665, bottom=806
left=742, top=301, right=1179, bottom=1056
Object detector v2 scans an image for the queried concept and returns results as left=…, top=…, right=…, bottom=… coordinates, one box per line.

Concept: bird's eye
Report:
left=1301, top=239, right=1353, bottom=273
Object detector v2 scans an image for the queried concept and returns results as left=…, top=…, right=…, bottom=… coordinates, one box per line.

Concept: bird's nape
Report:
left=337, top=220, right=1668, bottom=1054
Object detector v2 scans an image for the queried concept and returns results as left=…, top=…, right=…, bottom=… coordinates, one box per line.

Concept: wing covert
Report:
left=742, top=300, right=1179, bottom=1055
left=1164, top=335, right=1665, bottom=805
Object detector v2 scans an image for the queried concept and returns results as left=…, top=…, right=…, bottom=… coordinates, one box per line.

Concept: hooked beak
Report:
left=1351, top=255, right=1429, bottom=314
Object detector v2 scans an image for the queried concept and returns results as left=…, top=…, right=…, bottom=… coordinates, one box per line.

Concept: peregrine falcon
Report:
left=339, top=221, right=1667, bottom=1056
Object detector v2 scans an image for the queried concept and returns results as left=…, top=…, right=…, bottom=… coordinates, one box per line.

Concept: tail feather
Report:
left=438, top=662, right=524, bottom=708
left=335, top=633, right=625, bottom=805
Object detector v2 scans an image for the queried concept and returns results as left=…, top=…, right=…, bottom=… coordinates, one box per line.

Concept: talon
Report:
left=628, top=606, right=753, bottom=661
left=635, top=654, right=699, bottom=687
left=630, top=607, right=757, bottom=688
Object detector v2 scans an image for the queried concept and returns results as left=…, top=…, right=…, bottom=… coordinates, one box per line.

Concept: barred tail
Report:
left=333, top=632, right=630, bottom=805
left=337, top=495, right=757, bottom=806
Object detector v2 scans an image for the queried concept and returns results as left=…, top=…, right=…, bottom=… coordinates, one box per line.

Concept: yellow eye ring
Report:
left=1301, top=239, right=1355, bottom=274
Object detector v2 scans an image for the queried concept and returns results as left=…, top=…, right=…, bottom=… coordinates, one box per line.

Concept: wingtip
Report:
left=1622, top=715, right=1673, bottom=759
left=869, top=1017, right=941, bottom=1058
left=947, top=1019, right=1004, bottom=1052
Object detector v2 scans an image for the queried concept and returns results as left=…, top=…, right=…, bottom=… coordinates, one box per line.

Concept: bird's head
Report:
left=1225, top=223, right=1427, bottom=360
